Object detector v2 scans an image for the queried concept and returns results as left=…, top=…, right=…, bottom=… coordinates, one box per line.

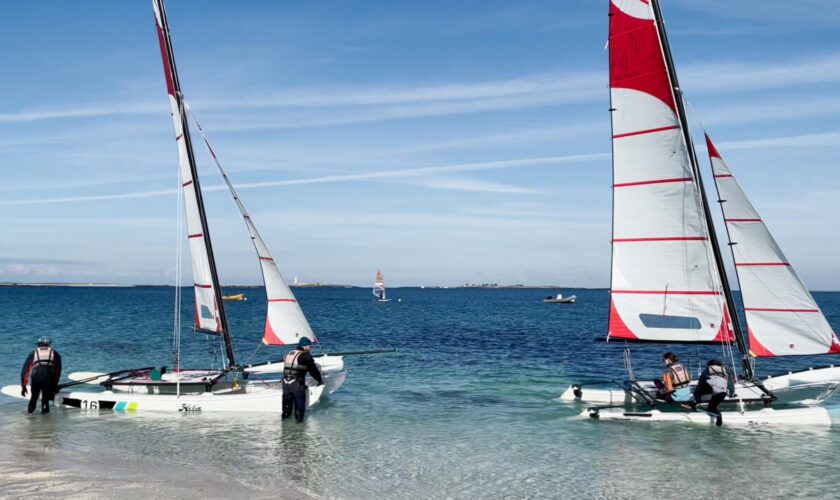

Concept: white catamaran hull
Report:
left=2, top=383, right=323, bottom=413
left=582, top=406, right=837, bottom=426
left=67, top=356, right=347, bottom=396
left=560, top=366, right=840, bottom=407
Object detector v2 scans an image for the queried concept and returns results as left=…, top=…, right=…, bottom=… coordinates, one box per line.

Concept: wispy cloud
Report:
left=682, top=54, right=840, bottom=94
left=0, top=153, right=607, bottom=206
left=717, top=131, right=840, bottom=151
left=412, top=176, right=543, bottom=194
left=2, top=53, right=839, bottom=131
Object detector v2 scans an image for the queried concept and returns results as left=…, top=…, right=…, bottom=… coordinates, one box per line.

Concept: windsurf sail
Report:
left=606, top=0, right=734, bottom=344
left=706, top=134, right=840, bottom=357
left=373, top=270, right=386, bottom=300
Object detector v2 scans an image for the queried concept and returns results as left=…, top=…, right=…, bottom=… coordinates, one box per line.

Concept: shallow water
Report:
left=1, top=287, right=839, bottom=498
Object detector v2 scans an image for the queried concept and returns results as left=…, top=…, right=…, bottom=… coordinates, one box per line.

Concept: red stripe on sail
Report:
left=609, top=1, right=676, bottom=112
left=182, top=180, right=193, bottom=187
left=613, top=125, right=679, bottom=140
left=736, top=262, right=790, bottom=267
left=194, top=283, right=212, bottom=289
left=154, top=16, right=176, bottom=97
left=175, top=134, right=183, bottom=141
left=268, top=299, right=297, bottom=303
left=259, top=257, right=274, bottom=262
left=714, top=174, right=733, bottom=178
left=748, top=326, right=776, bottom=357
left=713, top=305, right=735, bottom=343
left=705, top=133, right=722, bottom=159
left=726, top=218, right=760, bottom=222
left=262, top=316, right=285, bottom=345
left=608, top=299, right=638, bottom=340
left=613, top=237, right=707, bottom=243
left=614, top=177, right=692, bottom=188
left=188, top=233, right=203, bottom=238
left=745, top=308, right=820, bottom=313
left=611, top=290, right=722, bottom=295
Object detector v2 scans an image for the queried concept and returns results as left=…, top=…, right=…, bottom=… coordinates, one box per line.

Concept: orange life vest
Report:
left=664, top=362, right=691, bottom=391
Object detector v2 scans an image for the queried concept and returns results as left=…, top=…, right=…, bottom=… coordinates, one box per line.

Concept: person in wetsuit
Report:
left=691, top=359, right=733, bottom=419
left=282, top=337, right=324, bottom=422
left=21, top=336, right=62, bottom=414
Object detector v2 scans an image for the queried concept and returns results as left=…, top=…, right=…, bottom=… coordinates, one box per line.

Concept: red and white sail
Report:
left=152, top=0, right=223, bottom=335
left=606, top=0, right=733, bottom=343
left=706, top=135, right=840, bottom=356
left=188, top=113, right=316, bottom=346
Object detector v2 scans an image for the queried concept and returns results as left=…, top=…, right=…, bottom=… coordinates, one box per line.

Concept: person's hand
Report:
left=21, top=386, right=27, bottom=397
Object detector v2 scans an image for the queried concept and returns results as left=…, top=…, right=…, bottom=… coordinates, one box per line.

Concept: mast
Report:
left=152, top=0, right=236, bottom=368
left=650, top=0, right=751, bottom=379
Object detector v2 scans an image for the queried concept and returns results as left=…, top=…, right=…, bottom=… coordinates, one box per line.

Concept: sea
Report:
left=1, top=286, right=839, bottom=499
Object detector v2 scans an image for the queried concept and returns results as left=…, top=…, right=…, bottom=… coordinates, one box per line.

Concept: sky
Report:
left=1, top=0, right=839, bottom=288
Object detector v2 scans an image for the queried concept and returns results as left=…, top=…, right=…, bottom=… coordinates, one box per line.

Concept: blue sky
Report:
left=1, top=1, right=839, bottom=288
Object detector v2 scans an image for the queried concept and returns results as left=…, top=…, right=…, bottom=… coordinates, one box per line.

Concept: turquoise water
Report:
left=1, top=287, right=839, bottom=498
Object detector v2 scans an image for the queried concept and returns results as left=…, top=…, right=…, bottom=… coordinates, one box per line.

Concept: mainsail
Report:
left=187, top=112, right=316, bottom=346
left=706, top=134, right=840, bottom=357
left=152, top=0, right=235, bottom=365
left=373, top=270, right=386, bottom=300
left=606, top=0, right=733, bottom=344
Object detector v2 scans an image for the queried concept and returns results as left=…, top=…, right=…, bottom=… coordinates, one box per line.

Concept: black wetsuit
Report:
left=21, top=347, right=62, bottom=414
left=282, top=348, right=323, bottom=422
left=693, top=366, right=733, bottom=415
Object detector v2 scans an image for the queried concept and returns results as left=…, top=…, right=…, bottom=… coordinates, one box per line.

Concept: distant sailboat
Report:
left=563, top=0, right=840, bottom=425
left=373, top=270, right=391, bottom=302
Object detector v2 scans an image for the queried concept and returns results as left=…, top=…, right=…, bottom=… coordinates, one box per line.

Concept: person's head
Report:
left=707, top=359, right=722, bottom=367
left=36, top=336, right=51, bottom=347
left=663, top=352, right=678, bottom=365
left=298, top=336, right=312, bottom=351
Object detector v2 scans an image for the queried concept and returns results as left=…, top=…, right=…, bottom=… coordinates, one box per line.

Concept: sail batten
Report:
left=606, top=0, right=733, bottom=345
left=706, top=133, right=840, bottom=357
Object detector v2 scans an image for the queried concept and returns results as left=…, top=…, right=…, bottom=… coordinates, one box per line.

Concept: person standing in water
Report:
left=21, top=336, right=62, bottom=414
left=282, top=337, right=324, bottom=422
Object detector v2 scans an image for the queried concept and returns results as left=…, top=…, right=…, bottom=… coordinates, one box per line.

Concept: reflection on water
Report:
left=0, top=287, right=839, bottom=498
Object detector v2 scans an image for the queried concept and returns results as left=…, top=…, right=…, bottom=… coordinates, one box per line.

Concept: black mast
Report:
left=154, top=0, right=237, bottom=369
left=650, top=0, right=752, bottom=379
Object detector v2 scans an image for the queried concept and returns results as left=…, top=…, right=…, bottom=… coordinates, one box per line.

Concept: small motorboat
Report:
left=543, top=293, right=576, bottom=304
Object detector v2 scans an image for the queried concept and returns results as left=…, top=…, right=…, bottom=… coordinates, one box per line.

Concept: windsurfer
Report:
left=653, top=352, right=691, bottom=401
left=282, top=337, right=324, bottom=422
left=20, top=336, right=62, bottom=414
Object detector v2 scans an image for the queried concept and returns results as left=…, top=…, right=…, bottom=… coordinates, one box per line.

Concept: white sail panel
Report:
left=153, top=4, right=222, bottom=334
left=607, top=1, right=732, bottom=343
left=707, top=134, right=840, bottom=356
left=187, top=113, right=316, bottom=346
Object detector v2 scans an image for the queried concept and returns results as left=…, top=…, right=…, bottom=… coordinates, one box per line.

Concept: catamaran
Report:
left=373, top=270, right=391, bottom=302
left=564, top=0, right=840, bottom=425
left=2, top=0, right=345, bottom=413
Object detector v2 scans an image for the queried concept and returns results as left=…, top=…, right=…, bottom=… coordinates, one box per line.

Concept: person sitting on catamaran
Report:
left=282, top=337, right=324, bottom=422
left=653, top=352, right=691, bottom=401
left=20, top=336, right=62, bottom=414
left=690, top=359, right=731, bottom=415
